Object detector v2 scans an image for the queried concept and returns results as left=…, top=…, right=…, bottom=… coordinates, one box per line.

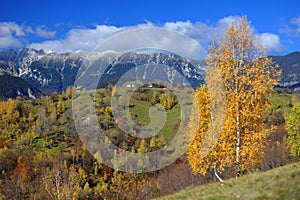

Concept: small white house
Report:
left=126, top=84, right=135, bottom=88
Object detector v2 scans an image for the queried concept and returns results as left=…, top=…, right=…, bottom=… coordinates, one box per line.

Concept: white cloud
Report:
left=0, top=22, right=25, bottom=37
left=257, top=33, right=284, bottom=53
left=0, top=16, right=283, bottom=54
left=30, top=16, right=244, bottom=53
left=0, top=35, right=22, bottom=48
left=94, top=27, right=205, bottom=59
left=0, top=22, right=58, bottom=48
left=163, top=16, right=283, bottom=53
left=290, top=16, right=300, bottom=37
left=163, top=16, right=241, bottom=46
left=217, top=15, right=241, bottom=26
left=30, top=25, right=121, bottom=52
left=291, top=16, right=300, bottom=27
left=30, top=23, right=206, bottom=57
left=0, top=22, right=25, bottom=48
left=35, top=27, right=56, bottom=38
left=280, top=16, right=300, bottom=38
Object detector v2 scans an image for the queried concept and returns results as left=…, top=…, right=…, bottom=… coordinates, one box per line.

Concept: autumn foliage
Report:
left=187, top=17, right=281, bottom=177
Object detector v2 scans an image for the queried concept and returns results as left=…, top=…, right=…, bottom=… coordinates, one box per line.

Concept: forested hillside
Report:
left=0, top=73, right=42, bottom=99
left=271, top=52, right=300, bottom=90
left=0, top=86, right=298, bottom=199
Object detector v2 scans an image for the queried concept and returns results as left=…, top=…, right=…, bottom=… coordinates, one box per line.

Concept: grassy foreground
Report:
left=156, top=161, right=300, bottom=200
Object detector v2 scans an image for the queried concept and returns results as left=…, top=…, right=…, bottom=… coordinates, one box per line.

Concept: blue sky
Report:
left=0, top=0, right=300, bottom=55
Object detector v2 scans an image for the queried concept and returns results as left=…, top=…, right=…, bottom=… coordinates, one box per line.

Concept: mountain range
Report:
left=0, top=48, right=299, bottom=99
left=0, top=48, right=206, bottom=98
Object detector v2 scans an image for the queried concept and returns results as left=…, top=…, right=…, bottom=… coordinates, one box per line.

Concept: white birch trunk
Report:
left=214, top=165, right=224, bottom=182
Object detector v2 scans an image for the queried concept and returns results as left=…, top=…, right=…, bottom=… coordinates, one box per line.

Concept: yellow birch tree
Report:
left=187, top=16, right=281, bottom=178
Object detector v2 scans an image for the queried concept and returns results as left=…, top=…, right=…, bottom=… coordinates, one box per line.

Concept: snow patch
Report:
left=27, top=88, right=36, bottom=99
left=17, top=90, right=22, bottom=96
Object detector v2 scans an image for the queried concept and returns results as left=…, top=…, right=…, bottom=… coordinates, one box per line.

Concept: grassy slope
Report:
left=129, top=88, right=181, bottom=141
left=156, top=161, right=300, bottom=200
